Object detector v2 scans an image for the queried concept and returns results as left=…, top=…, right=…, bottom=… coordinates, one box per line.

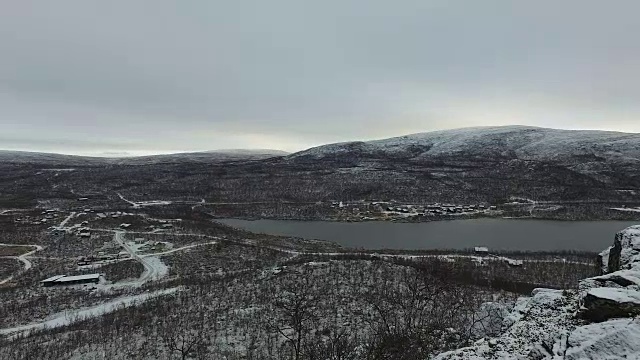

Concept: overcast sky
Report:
left=1, top=1, right=639, bottom=155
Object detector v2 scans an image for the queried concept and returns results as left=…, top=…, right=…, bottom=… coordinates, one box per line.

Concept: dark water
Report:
left=217, top=218, right=640, bottom=251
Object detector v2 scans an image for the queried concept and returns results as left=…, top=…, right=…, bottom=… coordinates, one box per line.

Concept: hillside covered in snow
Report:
left=2, top=126, right=640, bottom=220
left=290, top=125, right=640, bottom=169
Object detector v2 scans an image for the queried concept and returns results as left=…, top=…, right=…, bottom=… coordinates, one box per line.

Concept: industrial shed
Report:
left=41, top=273, right=102, bottom=287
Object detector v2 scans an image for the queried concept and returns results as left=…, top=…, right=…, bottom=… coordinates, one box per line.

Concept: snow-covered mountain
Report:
left=289, top=125, right=640, bottom=165
left=437, top=225, right=640, bottom=360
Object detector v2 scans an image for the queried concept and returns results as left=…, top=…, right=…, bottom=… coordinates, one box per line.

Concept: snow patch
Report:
left=587, top=287, right=640, bottom=305
left=0, top=288, right=179, bottom=337
left=565, top=319, right=640, bottom=360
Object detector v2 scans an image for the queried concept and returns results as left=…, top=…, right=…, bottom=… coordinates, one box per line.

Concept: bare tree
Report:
left=268, top=269, right=319, bottom=360
left=159, top=299, right=211, bottom=360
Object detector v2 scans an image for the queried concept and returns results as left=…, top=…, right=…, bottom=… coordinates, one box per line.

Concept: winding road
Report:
left=114, top=231, right=167, bottom=284
left=0, top=244, right=44, bottom=285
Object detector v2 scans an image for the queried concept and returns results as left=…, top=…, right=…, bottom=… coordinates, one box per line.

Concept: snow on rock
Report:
left=598, top=246, right=612, bottom=274
left=435, top=289, right=577, bottom=360
left=586, top=287, right=640, bottom=304
left=582, top=288, right=640, bottom=322
left=579, top=269, right=640, bottom=292
left=565, top=319, right=640, bottom=360
left=435, top=225, right=640, bottom=359
left=607, top=225, right=640, bottom=272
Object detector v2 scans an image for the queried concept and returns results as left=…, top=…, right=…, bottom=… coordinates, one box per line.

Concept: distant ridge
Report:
left=0, top=149, right=289, bottom=165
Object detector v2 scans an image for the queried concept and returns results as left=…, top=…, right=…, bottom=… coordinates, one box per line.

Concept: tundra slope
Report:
left=290, top=125, right=640, bottom=189
left=3, top=126, right=640, bottom=219
left=436, top=225, right=640, bottom=360
left=280, top=126, right=640, bottom=211
left=291, top=126, right=640, bottom=164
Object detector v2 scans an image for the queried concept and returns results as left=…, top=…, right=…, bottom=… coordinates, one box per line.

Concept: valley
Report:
left=0, top=126, right=639, bottom=359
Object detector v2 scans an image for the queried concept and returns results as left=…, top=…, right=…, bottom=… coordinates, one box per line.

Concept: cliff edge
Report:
left=436, top=225, right=640, bottom=360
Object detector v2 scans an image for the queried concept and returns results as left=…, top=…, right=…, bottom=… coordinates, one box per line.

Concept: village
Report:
left=0, top=196, right=600, bottom=359
left=329, top=200, right=501, bottom=221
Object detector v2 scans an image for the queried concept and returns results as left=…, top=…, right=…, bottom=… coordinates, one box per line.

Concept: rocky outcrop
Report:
left=582, top=288, right=640, bottom=322
left=564, top=319, right=640, bottom=360
left=435, top=225, right=640, bottom=360
left=606, top=225, right=640, bottom=272
left=434, top=289, right=578, bottom=359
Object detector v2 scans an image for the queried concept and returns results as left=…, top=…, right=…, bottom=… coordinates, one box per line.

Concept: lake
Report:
left=216, top=218, right=640, bottom=252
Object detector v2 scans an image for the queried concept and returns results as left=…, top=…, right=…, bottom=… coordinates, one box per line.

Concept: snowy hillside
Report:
left=289, top=126, right=640, bottom=164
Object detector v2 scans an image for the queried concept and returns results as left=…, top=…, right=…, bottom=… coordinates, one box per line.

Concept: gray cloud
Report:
left=1, top=1, right=639, bottom=155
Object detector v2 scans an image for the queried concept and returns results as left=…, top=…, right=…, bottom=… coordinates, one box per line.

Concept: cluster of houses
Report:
left=145, top=222, right=175, bottom=231
left=331, top=201, right=499, bottom=219
left=383, top=203, right=499, bottom=216
left=95, top=211, right=134, bottom=220
left=13, top=209, right=59, bottom=225
left=77, top=250, right=129, bottom=266
left=48, top=220, right=93, bottom=239
left=132, top=238, right=169, bottom=253
left=77, top=241, right=131, bottom=267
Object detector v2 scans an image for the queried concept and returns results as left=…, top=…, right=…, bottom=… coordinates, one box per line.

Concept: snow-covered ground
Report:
left=611, top=207, right=640, bottom=213
left=113, top=231, right=170, bottom=286
left=117, top=193, right=172, bottom=208
left=142, top=241, right=217, bottom=256
left=0, top=287, right=179, bottom=338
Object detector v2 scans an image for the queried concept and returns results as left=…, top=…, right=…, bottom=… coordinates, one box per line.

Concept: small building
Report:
left=506, top=259, right=524, bottom=267
left=79, top=232, right=91, bottom=238
left=96, top=213, right=107, bottom=219
left=77, top=197, right=89, bottom=201
left=41, top=274, right=101, bottom=287
left=120, top=223, right=131, bottom=229
left=40, top=275, right=67, bottom=286
left=474, top=247, right=489, bottom=254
